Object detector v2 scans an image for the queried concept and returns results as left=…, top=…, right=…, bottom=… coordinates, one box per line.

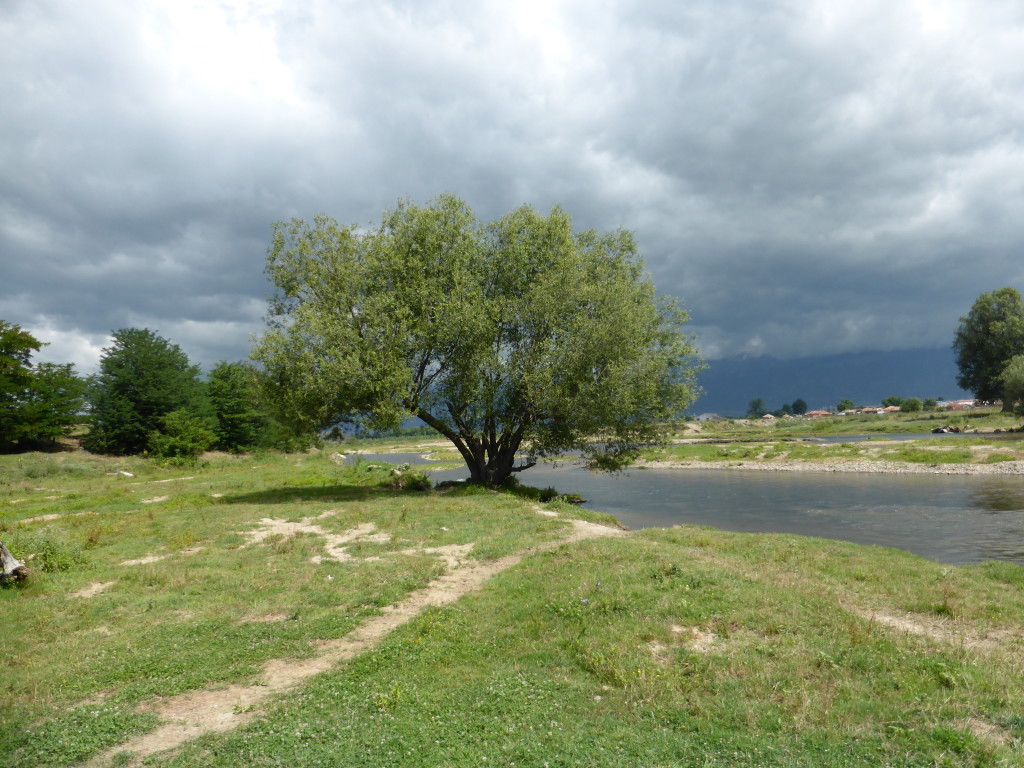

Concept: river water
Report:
left=355, top=453, right=1024, bottom=566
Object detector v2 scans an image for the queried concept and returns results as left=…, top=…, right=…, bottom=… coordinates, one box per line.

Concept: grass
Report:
left=684, top=407, right=1024, bottom=439
left=643, top=409, right=1024, bottom=467
left=3, top=449, right=1024, bottom=766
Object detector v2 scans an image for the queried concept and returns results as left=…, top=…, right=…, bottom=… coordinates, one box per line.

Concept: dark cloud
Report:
left=3, top=0, right=1023, bottom=373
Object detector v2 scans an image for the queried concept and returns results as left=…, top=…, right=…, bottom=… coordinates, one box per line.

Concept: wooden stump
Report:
left=0, top=540, right=29, bottom=583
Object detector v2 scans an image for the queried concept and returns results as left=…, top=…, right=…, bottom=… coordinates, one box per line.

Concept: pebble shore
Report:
left=640, top=458, right=1024, bottom=476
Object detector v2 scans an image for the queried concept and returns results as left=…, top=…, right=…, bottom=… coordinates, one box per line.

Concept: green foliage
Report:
left=5, top=526, right=88, bottom=573
left=6, top=703, right=158, bottom=768
left=923, top=397, right=938, bottom=410
left=837, top=398, right=855, bottom=412
left=253, top=195, right=702, bottom=485
left=498, top=475, right=560, bottom=502
left=207, top=361, right=315, bottom=452
left=386, top=468, right=433, bottom=492
left=954, top=287, right=1024, bottom=402
left=999, top=354, right=1024, bottom=416
left=746, top=397, right=767, bottom=418
left=83, top=329, right=204, bottom=455
left=791, top=397, right=807, bottom=415
left=902, top=396, right=923, bottom=412
left=881, top=396, right=904, bottom=407
left=0, top=321, right=85, bottom=450
left=13, top=363, right=86, bottom=446
left=147, top=408, right=216, bottom=465
left=206, top=361, right=263, bottom=450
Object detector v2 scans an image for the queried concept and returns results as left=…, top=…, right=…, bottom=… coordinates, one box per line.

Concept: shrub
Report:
left=6, top=527, right=88, bottom=573
left=147, top=409, right=216, bottom=465
left=387, top=469, right=432, bottom=491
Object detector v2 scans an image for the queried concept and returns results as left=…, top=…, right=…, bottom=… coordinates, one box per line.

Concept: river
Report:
left=355, top=453, right=1024, bottom=566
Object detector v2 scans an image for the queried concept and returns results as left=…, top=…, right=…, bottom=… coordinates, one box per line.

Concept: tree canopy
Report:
left=999, top=355, right=1024, bottom=416
left=83, top=329, right=204, bottom=455
left=253, top=195, right=702, bottom=485
left=746, top=398, right=767, bottom=418
left=0, top=321, right=85, bottom=450
left=953, top=287, right=1024, bottom=405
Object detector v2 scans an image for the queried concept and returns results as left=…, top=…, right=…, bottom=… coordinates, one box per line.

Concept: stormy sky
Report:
left=3, top=0, right=1024, bottom=373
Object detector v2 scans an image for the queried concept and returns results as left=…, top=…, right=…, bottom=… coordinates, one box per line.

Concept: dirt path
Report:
left=84, top=516, right=622, bottom=767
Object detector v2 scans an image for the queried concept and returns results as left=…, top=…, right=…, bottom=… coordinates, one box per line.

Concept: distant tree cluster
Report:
left=746, top=397, right=807, bottom=418
left=83, top=329, right=313, bottom=462
left=1, top=320, right=312, bottom=460
left=0, top=321, right=85, bottom=451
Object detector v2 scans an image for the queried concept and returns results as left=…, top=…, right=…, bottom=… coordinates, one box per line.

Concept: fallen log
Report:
left=0, top=540, right=29, bottom=583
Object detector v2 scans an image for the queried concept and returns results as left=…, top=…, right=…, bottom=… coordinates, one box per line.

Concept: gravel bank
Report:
left=638, top=458, right=1024, bottom=476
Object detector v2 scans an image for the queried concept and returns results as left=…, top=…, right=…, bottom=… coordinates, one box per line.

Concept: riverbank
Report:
left=638, top=457, right=1024, bottom=475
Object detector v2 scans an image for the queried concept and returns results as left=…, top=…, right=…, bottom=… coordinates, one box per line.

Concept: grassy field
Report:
left=3, top=448, right=1024, bottom=766
left=681, top=407, right=1022, bottom=439
left=638, top=408, right=1024, bottom=467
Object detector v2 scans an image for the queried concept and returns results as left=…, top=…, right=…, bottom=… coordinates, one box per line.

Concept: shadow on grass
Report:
left=223, top=483, right=429, bottom=506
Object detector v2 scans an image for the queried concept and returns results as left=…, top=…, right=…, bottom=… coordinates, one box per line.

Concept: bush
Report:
left=387, top=469, right=432, bottom=491
left=147, top=409, right=216, bottom=465
left=6, top=527, right=88, bottom=573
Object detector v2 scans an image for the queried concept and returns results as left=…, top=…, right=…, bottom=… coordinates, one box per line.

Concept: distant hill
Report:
left=691, top=347, right=972, bottom=417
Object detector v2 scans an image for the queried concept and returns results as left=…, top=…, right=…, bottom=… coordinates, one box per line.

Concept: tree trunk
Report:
left=0, top=540, right=29, bottom=583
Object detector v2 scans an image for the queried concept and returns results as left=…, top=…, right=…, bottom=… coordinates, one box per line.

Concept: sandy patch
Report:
left=16, top=512, right=64, bottom=524
left=121, top=555, right=166, bottom=566
left=141, top=496, right=169, bottom=504
left=954, top=717, right=1013, bottom=747
left=85, top=517, right=624, bottom=767
left=849, top=608, right=1021, bottom=653
left=241, top=612, right=291, bottom=624
left=71, top=581, right=116, bottom=598
left=650, top=625, right=719, bottom=664
left=129, top=477, right=194, bottom=485
left=530, top=503, right=560, bottom=518
left=244, top=513, right=383, bottom=564
left=120, top=547, right=203, bottom=567
left=676, top=624, right=720, bottom=653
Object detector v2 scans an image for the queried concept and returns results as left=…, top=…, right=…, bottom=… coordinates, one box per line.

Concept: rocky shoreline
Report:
left=638, top=458, right=1024, bottom=476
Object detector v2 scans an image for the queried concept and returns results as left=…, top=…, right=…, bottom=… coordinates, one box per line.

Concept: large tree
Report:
left=999, top=355, right=1024, bottom=417
left=953, top=287, right=1024, bottom=406
left=0, top=321, right=42, bottom=446
left=83, top=329, right=204, bottom=455
left=253, top=195, right=702, bottom=485
left=0, top=321, right=85, bottom=450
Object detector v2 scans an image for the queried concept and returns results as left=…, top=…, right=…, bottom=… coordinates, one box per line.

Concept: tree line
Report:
left=0, top=323, right=311, bottom=460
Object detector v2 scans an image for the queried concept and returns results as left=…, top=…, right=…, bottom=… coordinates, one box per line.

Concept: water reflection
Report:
left=968, top=480, right=1024, bottom=512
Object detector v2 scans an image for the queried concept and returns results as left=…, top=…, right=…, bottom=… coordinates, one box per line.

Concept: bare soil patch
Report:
left=849, top=607, right=1022, bottom=654
left=954, top=717, right=1014, bottom=748
left=71, top=581, right=116, bottom=599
